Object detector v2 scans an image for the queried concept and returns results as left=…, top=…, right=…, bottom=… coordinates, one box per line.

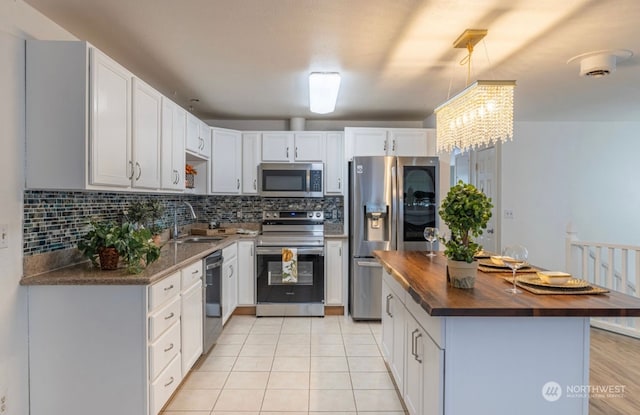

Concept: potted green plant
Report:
left=124, top=200, right=165, bottom=244
left=78, top=220, right=161, bottom=274
left=438, top=180, right=493, bottom=288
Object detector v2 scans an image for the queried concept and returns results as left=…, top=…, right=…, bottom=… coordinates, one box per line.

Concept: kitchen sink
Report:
left=173, top=236, right=226, bottom=244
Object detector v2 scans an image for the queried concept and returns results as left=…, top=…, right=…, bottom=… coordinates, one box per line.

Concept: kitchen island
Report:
left=374, top=250, right=640, bottom=415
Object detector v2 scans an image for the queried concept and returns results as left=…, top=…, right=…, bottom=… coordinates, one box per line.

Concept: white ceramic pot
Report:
left=446, top=259, right=479, bottom=289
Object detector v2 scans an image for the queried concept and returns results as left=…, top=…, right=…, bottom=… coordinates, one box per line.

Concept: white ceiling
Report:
left=25, top=0, right=640, bottom=122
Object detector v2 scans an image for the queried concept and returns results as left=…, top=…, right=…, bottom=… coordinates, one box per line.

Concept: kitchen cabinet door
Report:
left=222, top=243, right=238, bottom=324
left=294, top=132, right=325, bottom=161
left=382, top=278, right=406, bottom=393
left=261, top=132, right=294, bottom=161
left=345, top=127, right=388, bottom=159
left=132, top=78, right=162, bottom=189
left=181, top=280, right=203, bottom=376
left=242, top=132, right=261, bottom=194
left=211, top=128, right=242, bottom=194
left=90, top=47, right=133, bottom=187
left=389, top=129, right=430, bottom=157
left=199, top=121, right=211, bottom=158
left=237, top=240, right=256, bottom=305
left=160, top=98, right=186, bottom=190
left=325, top=240, right=346, bottom=305
left=185, top=113, right=202, bottom=155
left=325, top=132, right=345, bottom=194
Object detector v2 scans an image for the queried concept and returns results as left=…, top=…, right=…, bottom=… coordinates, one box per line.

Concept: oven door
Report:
left=256, top=246, right=325, bottom=304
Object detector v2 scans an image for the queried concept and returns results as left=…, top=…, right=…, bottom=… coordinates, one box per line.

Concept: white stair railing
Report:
left=566, top=224, right=640, bottom=338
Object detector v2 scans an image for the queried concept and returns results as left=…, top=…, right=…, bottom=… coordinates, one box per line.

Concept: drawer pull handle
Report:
left=164, top=312, right=175, bottom=320
left=164, top=376, right=174, bottom=387
left=285, top=291, right=295, bottom=296
left=164, top=284, right=174, bottom=292
left=192, top=269, right=199, bottom=275
left=164, top=343, right=174, bottom=352
left=385, top=293, right=393, bottom=317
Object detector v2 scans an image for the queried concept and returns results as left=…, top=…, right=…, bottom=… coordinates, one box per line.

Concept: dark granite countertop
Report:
left=21, top=236, right=246, bottom=286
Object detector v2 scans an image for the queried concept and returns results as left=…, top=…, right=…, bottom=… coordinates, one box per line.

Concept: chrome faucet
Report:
left=173, top=201, right=197, bottom=239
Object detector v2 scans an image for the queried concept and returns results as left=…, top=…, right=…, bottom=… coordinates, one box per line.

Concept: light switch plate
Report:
left=0, top=224, right=7, bottom=249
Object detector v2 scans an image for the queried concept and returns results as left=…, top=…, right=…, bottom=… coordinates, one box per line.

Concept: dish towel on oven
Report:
left=282, top=248, right=298, bottom=283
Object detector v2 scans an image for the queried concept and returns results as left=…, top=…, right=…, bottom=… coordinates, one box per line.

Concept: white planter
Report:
left=446, top=259, right=478, bottom=289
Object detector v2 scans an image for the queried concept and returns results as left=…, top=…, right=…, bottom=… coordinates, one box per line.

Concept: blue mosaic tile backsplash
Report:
left=23, top=191, right=343, bottom=256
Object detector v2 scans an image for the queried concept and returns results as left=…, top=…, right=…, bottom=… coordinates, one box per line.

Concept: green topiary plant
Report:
left=78, top=220, right=161, bottom=274
left=438, top=180, right=493, bottom=263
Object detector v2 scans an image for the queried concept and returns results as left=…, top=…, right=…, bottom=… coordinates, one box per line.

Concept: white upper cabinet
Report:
left=261, top=132, right=293, bottom=161
left=160, top=98, right=186, bottom=190
left=242, top=132, right=261, bottom=194
left=345, top=127, right=435, bottom=160
left=199, top=121, right=212, bottom=158
left=211, top=127, right=242, bottom=194
left=261, top=132, right=325, bottom=162
left=185, top=113, right=210, bottom=159
left=388, top=128, right=433, bottom=157
left=26, top=41, right=134, bottom=190
left=131, top=78, right=162, bottom=189
left=294, top=132, right=325, bottom=161
left=90, top=48, right=133, bottom=187
left=324, top=132, right=345, bottom=195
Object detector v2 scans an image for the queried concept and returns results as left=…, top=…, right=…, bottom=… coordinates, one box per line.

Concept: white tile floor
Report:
left=162, top=315, right=407, bottom=415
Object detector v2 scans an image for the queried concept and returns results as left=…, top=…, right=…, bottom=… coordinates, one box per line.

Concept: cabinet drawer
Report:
left=149, top=272, right=180, bottom=310
left=383, top=269, right=407, bottom=304
left=149, top=296, right=181, bottom=341
left=181, top=261, right=203, bottom=291
left=150, top=353, right=182, bottom=415
left=149, top=320, right=181, bottom=380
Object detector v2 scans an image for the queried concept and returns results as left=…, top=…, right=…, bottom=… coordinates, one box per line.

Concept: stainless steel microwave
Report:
left=258, top=163, right=324, bottom=197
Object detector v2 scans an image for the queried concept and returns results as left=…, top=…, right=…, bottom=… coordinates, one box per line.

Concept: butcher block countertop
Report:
left=373, top=250, right=640, bottom=318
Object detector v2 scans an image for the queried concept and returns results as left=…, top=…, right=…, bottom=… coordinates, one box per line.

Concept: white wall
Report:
left=501, top=121, right=640, bottom=271
left=0, top=1, right=76, bottom=413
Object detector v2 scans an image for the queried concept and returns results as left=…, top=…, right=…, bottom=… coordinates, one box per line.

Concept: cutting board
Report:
left=191, top=227, right=237, bottom=236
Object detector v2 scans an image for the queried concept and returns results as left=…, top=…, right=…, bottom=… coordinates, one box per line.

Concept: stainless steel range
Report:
left=256, top=210, right=325, bottom=317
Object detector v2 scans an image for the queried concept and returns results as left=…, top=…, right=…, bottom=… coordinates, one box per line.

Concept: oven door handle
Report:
left=256, top=247, right=324, bottom=256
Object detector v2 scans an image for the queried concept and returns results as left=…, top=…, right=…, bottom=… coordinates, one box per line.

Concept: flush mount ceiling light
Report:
left=567, top=49, right=633, bottom=78
left=309, top=72, right=341, bottom=114
left=435, top=29, right=516, bottom=154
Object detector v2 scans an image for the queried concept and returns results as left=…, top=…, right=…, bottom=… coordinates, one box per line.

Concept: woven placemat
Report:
left=502, top=277, right=609, bottom=295
left=479, top=265, right=539, bottom=274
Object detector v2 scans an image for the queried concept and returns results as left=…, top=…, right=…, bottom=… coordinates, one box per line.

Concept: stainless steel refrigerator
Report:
left=349, top=156, right=439, bottom=320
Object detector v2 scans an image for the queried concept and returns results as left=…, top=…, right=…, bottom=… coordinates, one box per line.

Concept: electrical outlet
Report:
left=0, top=224, right=8, bottom=249
left=504, top=209, right=514, bottom=220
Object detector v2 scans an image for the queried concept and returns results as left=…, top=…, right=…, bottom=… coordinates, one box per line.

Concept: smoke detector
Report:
left=567, top=49, right=633, bottom=78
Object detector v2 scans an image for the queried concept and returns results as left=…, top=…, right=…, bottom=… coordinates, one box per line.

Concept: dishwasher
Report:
left=203, top=250, right=223, bottom=354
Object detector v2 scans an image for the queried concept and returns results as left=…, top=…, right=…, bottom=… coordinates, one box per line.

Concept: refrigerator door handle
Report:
left=390, top=164, right=398, bottom=250
left=356, top=261, right=382, bottom=267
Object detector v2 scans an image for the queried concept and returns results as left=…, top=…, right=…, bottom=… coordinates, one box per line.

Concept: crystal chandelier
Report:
left=435, top=30, right=516, bottom=153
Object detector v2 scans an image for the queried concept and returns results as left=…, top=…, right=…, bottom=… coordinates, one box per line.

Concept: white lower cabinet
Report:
left=181, top=261, right=203, bottom=377
left=222, top=243, right=239, bottom=324
left=237, top=240, right=256, bottom=305
left=28, top=262, right=207, bottom=415
left=325, top=239, right=347, bottom=306
left=382, top=270, right=444, bottom=415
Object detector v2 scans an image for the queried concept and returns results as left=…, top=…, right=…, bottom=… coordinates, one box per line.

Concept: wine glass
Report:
left=502, top=245, right=528, bottom=294
left=423, top=227, right=438, bottom=257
